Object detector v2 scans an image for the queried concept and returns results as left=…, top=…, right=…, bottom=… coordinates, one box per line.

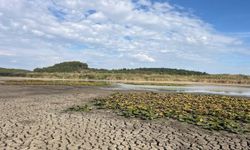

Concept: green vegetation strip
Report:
left=1, top=80, right=110, bottom=86
left=125, top=82, right=187, bottom=86
left=95, top=92, right=250, bottom=133
left=66, top=104, right=92, bottom=112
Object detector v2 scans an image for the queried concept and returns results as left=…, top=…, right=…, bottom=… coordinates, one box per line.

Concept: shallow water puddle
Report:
left=105, top=83, right=250, bottom=97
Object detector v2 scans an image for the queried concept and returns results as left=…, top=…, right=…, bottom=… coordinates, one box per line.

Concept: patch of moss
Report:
left=66, top=104, right=92, bottom=112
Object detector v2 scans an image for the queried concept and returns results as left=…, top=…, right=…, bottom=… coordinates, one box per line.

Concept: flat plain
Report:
left=0, top=85, right=249, bottom=150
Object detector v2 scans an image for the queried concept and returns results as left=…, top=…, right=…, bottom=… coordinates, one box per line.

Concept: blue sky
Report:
left=0, top=0, right=250, bottom=74
left=168, top=0, right=250, bottom=36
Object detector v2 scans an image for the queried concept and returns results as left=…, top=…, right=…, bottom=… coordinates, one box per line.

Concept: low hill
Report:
left=34, top=61, right=88, bottom=73
left=34, top=61, right=207, bottom=75
left=0, top=67, right=30, bottom=76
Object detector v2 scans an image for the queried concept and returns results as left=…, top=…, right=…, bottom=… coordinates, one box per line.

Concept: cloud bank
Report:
left=0, top=0, right=249, bottom=74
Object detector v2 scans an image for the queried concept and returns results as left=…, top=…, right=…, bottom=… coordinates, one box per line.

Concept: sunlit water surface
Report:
left=104, top=83, right=250, bottom=97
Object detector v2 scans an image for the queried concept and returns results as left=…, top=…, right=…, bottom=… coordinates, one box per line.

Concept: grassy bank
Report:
left=21, top=72, right=250, bottom=85
left=1, top=80, right=110, bottom=86
left=94, top=92, right=250, bottom=133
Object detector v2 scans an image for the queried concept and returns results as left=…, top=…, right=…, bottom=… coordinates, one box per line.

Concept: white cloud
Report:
left=132, top=53, right=155, bottom=62
left=0, top=50, right=15, bottom=56
left=0, top=0, right=249, bottom=73
left=88, top=11, right=108, bottom=23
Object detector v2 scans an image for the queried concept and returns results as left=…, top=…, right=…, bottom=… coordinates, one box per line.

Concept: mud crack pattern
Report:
left=0, top=85, right=249, bottom=150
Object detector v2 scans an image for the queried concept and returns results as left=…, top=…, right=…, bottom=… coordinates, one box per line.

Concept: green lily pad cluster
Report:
left=95, top=92, right=250, bottom=133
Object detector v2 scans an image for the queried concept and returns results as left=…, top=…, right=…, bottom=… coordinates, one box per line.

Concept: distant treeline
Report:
left=0, top=67, right=30, bottom=76
left=1, top=61, right=207, bottom=76
left=107, top=68, right=208, bottom=75
left=33, top=61, right=207, bottom=75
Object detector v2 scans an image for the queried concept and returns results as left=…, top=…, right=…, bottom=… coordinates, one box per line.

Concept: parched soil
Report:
left=0, top=85, right=249, bottom=150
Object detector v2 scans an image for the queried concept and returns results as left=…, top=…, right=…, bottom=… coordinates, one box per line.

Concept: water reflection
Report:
left=107, top=83, right=250, bottom=97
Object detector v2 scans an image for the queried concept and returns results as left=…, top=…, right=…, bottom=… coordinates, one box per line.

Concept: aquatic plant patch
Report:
left=66, top=104, right=92, bottom=112
left=95, top=92, right=250, bottom=133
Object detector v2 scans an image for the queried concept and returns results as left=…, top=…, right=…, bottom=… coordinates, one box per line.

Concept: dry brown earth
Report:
left=0, top=85, right=249, bottom=150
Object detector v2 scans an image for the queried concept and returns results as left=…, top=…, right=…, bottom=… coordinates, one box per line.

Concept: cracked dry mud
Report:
left=0, top=85, right=249, bottom=150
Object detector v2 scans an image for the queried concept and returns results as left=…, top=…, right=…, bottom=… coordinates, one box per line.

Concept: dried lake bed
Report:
left=0, top=84, right=249, bottom=149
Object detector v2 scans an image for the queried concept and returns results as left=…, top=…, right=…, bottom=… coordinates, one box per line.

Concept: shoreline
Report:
left=1, top=76, right=250, bottom=87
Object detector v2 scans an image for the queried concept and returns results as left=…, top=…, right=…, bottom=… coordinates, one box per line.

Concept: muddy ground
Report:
left=0, top=85, right=249, bottom=150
